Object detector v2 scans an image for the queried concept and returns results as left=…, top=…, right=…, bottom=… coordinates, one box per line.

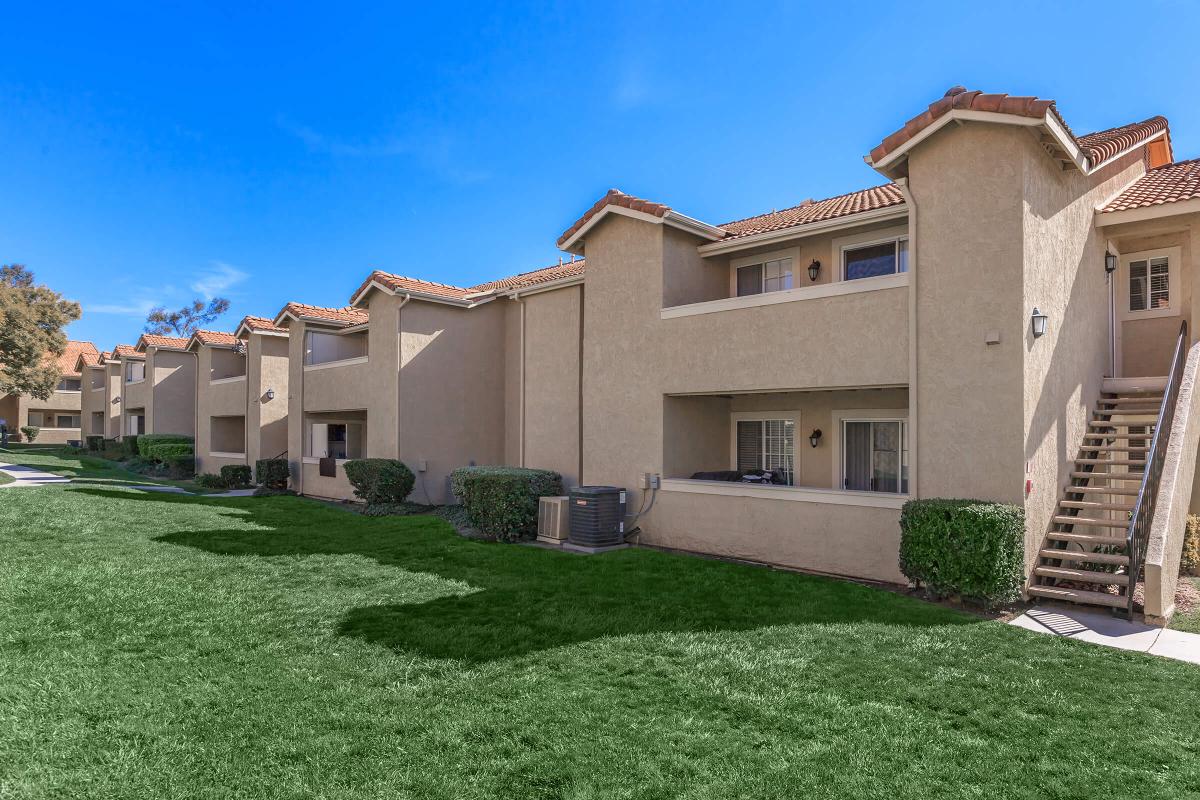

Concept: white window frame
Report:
left=1119, top=247, right=1180, bottom=321
left=729, top=411, right=799, bottom=485
left=730, top=247, right=800, bottom=297
left=833, top=225, right=910, bottom=282
left=831, top=408, right=910, bottom=495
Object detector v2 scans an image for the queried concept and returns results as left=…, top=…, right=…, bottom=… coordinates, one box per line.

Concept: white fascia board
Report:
left=698, top=206, right=908, bottom=256
left=1095, top=197, right=1200, bottom=228
left=349, top=279, right=494, bottom=310
left=867, top=109, right=1047, bottom=172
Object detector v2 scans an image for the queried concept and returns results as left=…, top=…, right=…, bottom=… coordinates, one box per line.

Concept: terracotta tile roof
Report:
left=56, top=341, right=98, bottom=376
left=468, top=259, right=587, bottom=294
left=557, top=189, right=672, bottom=247
left=1078, top=117, right=1169, bottom=166
left=190, top=330, right=240, bottom=348
left=239, top=315, right=286, bottom=334
left=277, top=302, right=369, bottom=327
left=719, top=184, right=906, bottom=240
left=354, top=271, right=475, bottom=303
left=137, top=334, right=190, bottom=352
left=869, top=86, right=1167, bottom=171
left=112, top=344, right=142, bottom=360
left=1101, top=158, right=1200, bottom=213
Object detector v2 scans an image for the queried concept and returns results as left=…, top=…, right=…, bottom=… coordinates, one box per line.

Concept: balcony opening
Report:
left=125, top=409, right=146, bottom=436
left=56, top=377, right=82, bottom=392
left=663, top=387, right=909, bottom=494
left=125, top=361, right=146, bottom=383
left=210, top=415, right=246, bottom=456
left=90, top=372, right=105, bottom=390
left=304, top=330, right=368, bottom=367
left=28, top=410, right=81, bottom=429
left=90, top=411, right=104, bottom=435
left=210, top=348, right=247, bottom=381
left=303, top=410, right=366, bottom=461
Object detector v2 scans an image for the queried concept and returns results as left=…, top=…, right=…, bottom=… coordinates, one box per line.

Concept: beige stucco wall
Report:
left=398, top=299, right=507, bottom=504
left=194, top=344, right=249, bottom=474
left=80, top=366, right=107, bottom=437
left=249, top=333, right=290, bottom=468
left=145, top=349, right=196, bottom=437
left=650, top=489, right=906, bottom=583
left=1019, top=143, right=1147, bottom=577
left=503, top=285, right=583, bottom=488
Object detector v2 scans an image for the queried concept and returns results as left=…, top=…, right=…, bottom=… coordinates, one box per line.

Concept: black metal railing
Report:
left=1124, top=320, right=1189, bottom=619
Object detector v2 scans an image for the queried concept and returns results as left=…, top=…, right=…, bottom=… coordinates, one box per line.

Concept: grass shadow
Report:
left=70, top=487, right=981, bottom=663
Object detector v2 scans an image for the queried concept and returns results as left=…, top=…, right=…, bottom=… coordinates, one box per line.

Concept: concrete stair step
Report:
left=1064, top=485, right=1140, bottom=496
left=1045, top=530, right=1128, bottom=546
left=1059, top=500, right=1133, bottom=511
left=1052, top=515, right=1128, bottom=528
left=1034, top=565, right=1130, bottom=586
left=1038, top=548, right=1130, bottom=566
left=1028, top=585, right=1128, bottom=609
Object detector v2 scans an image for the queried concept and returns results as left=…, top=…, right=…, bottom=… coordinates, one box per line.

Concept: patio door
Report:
left=842, top=420, right=907, bottom=493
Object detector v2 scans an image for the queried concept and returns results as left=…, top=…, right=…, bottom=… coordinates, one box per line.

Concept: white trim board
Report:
left=660, top=478, right=908, bottom=509
left=661, top=272, right=907, bottom=319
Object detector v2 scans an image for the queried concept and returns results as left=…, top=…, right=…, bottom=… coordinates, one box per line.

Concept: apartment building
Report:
left=0, top=340, right=98, bottom=443
left=189, top=316, right=290, bottom=475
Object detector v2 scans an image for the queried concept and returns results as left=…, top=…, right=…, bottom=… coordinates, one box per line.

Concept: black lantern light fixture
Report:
left=1031, top=307, right=1049, bottom=338
left=1105, top=250, right=1118, bottom=274
left=809, top=428, right=822, bottom=448
left=808, top=259, right=821, bottom=282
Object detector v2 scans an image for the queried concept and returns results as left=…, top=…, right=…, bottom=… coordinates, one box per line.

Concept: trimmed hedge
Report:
left=899, top=498, right=1025, bottom=606
left=196, top=473, right=227, bottom=489
left=220, top=464, right=252, bottom=489
left=137, top=434, right=194, bottom=459
left=145, top=442, right=194, bottom=462
left=1184, top=515, right=1200, bottom=576
left=343, top=459, right=415, bottom=505
left=255, top=458, right=290, bottom=490
left=450, top=466, right=563, bottom=543
left=20, top=426, right=39, bottom=442
left=85, top=435, right=105, bottom=452
left=163, top=453, right=195, bottom=479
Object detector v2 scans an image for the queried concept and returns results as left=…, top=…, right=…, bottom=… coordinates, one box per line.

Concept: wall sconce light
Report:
left=234, top=341, right=248, bottom=355
left=808, top=259, right=821, bottom=282
left=264, top=388, right=275, bottom=401
left=1031, top=307, right=1049, bottom=338
left=1105, top=250, right=1117, bottom=274
left=809, top=428, right=822, bottom=448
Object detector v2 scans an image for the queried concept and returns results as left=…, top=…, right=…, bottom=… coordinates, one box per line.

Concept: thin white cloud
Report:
left=86, top=298, right=161, bottom=316
left=190, top=261, right=248, bottom=299
left=278, top=116, right=414, bottom=158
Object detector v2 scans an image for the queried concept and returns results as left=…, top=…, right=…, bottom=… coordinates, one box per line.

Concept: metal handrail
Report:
left=1124, top=320, right=1189, bottom=619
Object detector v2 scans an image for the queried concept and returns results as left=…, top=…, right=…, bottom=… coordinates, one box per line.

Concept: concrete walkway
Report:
left=0, top=462, right=72, bottom=488
left=129, top=485, right=256, bottom=498
left=1010, top=606, right=1200, bottom=665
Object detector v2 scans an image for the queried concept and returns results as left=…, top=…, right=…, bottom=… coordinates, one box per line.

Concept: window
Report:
left=127, top=414, right=145, bottom=435
left=843, top=238, right=908, bottom=281
left=304, top=330, right=368, bottom=366
left=1129, top=257, right=1169, bottom=312
left=1121, top=248, right=1179, bottom=319
left=841, top=419, right=908, bottom=493
left=27, top=411, right=44, bottom=427
left=56, top=378, right=81, bottom=392
left=125, top=361, right=145, bottom=382
left=307, top=422, right=364, bottom=460
left=55, top=414, right=80, bottom=428
left=734, top=417, right=795, bottom=485
left=736, top=258, right=793, bottom=297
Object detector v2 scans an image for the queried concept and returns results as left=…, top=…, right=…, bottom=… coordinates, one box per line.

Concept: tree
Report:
left=0, top=265, right=81, bottom=400
left=145, top=298, right=231, bottom=337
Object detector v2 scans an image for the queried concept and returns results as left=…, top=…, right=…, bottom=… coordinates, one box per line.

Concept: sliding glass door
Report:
left=842, top=419, right=907, bottom=493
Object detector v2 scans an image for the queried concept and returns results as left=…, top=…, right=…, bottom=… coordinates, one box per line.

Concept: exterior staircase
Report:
left=1028, top=379, right=1167, bottom=614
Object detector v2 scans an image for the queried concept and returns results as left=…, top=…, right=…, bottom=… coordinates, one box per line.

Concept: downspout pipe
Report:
left=896, top=176, right=918, bottom=498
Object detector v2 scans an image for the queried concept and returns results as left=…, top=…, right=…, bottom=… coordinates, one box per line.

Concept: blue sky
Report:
left=3, top=1, right=1199, bottom=347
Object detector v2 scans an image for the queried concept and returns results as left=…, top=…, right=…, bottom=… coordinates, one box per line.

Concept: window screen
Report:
left=736, top=419, right=794, bottom=484
left=1129, top=257, right=1169, bottom=312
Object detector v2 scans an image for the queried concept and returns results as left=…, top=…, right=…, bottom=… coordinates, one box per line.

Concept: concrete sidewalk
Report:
left=0, top=462, right=71, bottom=488
left=1010, top=606, right=1200, bottom=665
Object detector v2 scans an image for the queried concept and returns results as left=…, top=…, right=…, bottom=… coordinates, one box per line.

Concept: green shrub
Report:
left=145, top=442, right=194, bottom=462
left=137, top=434, right=193, bottom=459
left=361, top=502, right=430, bottom=517
left=163, top=453, right=195, bottom=479
left=122, top=435, right=140, bottom=458
left=343, top=459, right=415, bottom=505
left=899, top=498, right=1025, bottom=606
left=195, top=473, right=227, bottom=489
left=450, top=466, right=563, bottom=543
left=20, top=425, right=39, bottom=442
left=1183, top=515, right=1200, bottom=576
left=85, top=435, right=105, bottom=451
left=220, top=464, right=252, bottom=489
left=254, top=458, right=290, bottom=490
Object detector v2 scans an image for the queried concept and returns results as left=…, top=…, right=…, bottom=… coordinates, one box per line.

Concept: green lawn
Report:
left=1, top=469, right=1199, bottom=797
left=0, top=444, right=225, bottom=494
left=1172, top=577, right=1200, bottom=634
